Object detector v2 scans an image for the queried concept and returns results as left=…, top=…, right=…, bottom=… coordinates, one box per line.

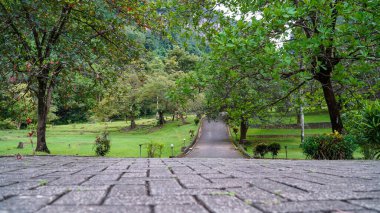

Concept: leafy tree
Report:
left=53, top=74, right=101, bottom=124
left=139, top=71, right=177, bottom=125
left=271, top=0, right=379, bottom=133
left=200, top=21, right=287, bottom=142
left=167, top=46, right=199, bottom=73
left=0, top=83, right=36, bottom=129
left=0, top=1, right=158, bottom=152
left=94, top=71, right=144, bottom=129
left=168, top=63, right=202, bottom=124
left=165, top=0, right=380, bottom=134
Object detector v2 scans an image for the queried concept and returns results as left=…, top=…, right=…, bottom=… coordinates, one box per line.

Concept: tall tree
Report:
left=94, top=71, right=144, bottom=129
left=164, top=0, right=380, bottom=133
left=0, top=1, right=158, bottom=152
left=241, top=0, right=379, bottom=132
left=139, top=71, right=177, bottom=125
left=201, top=21, right=287, bottom=142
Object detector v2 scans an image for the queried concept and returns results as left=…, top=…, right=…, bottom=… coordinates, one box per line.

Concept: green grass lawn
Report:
left=231, top=126, right=364, bottom=160
left=0, top=117, right=198, bottom=158
left=247, top=128, right=331, bottom=136
left=251, top=112, right=330, bottom=125
left=230, top=111, right=363, bottom=159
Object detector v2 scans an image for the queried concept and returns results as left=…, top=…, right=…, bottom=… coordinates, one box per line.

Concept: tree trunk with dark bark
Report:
left=318, top=74, right=343, bottom=133
left=296, top=112, right=301, bottom=125
left=130, top=117, right=136, bottom=129
left=157, top=110, right=165, bottom=125
left=240, top=118, right=249, bottom=143
left=36, top=78, right=50, bottom=153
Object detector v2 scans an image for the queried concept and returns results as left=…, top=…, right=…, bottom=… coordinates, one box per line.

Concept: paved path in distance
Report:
left=185, top=119, right=243, bottom=158
left=0, top=156, right=380, bottom=212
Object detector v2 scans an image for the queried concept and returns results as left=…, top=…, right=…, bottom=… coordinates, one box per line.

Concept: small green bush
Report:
left=268, top=143, right=281, bottom=159
left=194, top=117, right=200, bottom=125
left=232, top=127, right=239, bottom=135
left=145, top=142, right=164, bottom=158
left=254, top=143, right=268, bottom=158
left=232, top=127, right=239, bottom=141
left=301, top=131, right=357, bottom=160
left=343, top=101, right=380, bottom=159
left=93, top=131, right=111, bottom=156
left=0, top=119, right=16, bottom=130
left=359, top=101, right=380, bottom=159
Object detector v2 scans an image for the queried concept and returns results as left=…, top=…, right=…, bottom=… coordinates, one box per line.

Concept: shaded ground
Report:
left=185, top=119, right=242, bottom=158
left=0, top=156, right=379, bottom=212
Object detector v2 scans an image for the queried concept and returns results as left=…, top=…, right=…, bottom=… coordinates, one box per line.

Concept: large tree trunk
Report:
left=36, top=79, right=50, bottom=153
left=319, top=76, right=343, bottom=133
left=157, top=110, right=165, bottom=125
left=240, top=118, right=249, bottom=143
left=130, top=117, right=136, bottom=129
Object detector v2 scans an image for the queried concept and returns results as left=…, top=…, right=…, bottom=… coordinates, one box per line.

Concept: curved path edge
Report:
left=176, top=117, right=204, bottom=158
left=184, top=118, right=243, bottom=158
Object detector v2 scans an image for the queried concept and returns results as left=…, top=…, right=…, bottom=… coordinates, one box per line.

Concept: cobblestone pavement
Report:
left=0, top=156, right=379, bottom=213
left=186, top=120, right=242, bottom=158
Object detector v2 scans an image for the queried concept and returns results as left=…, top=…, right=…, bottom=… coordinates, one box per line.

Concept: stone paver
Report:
left=0, top=156, right=379, bottom=212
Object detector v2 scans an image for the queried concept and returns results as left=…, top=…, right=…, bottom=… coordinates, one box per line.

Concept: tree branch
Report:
left=0, top=2, right=33, bottom=61
left=44, top=4, right=72, bottom=59
left=257, top=79, right=312, bottom=112
left=22, top=3, right=42, bottom=64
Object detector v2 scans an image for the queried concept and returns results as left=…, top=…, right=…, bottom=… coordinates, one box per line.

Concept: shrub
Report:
left=194, top=117, right=200, bottom=125
left=254, top=143, right=268, bottom=158
left=359, top=101, right=380, bottom=159
left=268, top=143, right=281, bottom=159
left=231, top=127, right=239, bottom=141
left=93, top=131, right=111, bottom=156
left=145, top=142, right=164, bottom=158
left=300, top=131, right=357, bottom=160
left=343, top=101, right=380, bottom=159
left=0, top=119, right=16, bottom=129
left=232, top=127, right=239, bottom=134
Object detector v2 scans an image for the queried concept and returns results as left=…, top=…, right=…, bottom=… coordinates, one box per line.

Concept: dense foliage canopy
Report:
left=0, top=0, right=378, bottom=153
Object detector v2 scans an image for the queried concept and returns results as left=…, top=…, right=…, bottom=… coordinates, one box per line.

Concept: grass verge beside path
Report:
left=0, top=117, right=198, bottom=158
left=231, top=127, right=363, bottom=159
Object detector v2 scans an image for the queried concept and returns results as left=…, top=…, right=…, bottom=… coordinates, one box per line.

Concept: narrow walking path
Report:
left=185, top=119, right=243, bottom=158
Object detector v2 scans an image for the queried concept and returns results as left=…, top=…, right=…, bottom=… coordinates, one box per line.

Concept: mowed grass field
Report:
left=232, top=112, right=364, bottom=159
left=250, top=112, right=331, bottom=125
left=0, top=116, right=198, bottom=158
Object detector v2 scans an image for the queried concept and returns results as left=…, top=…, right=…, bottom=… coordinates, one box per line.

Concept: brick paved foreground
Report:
left=0, top=157, right=379, bottom=213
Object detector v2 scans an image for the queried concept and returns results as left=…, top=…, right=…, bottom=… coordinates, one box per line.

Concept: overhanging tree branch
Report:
left=256, top=79, right=312, bottom=112
left=0, top=2, right=33, bottom=61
